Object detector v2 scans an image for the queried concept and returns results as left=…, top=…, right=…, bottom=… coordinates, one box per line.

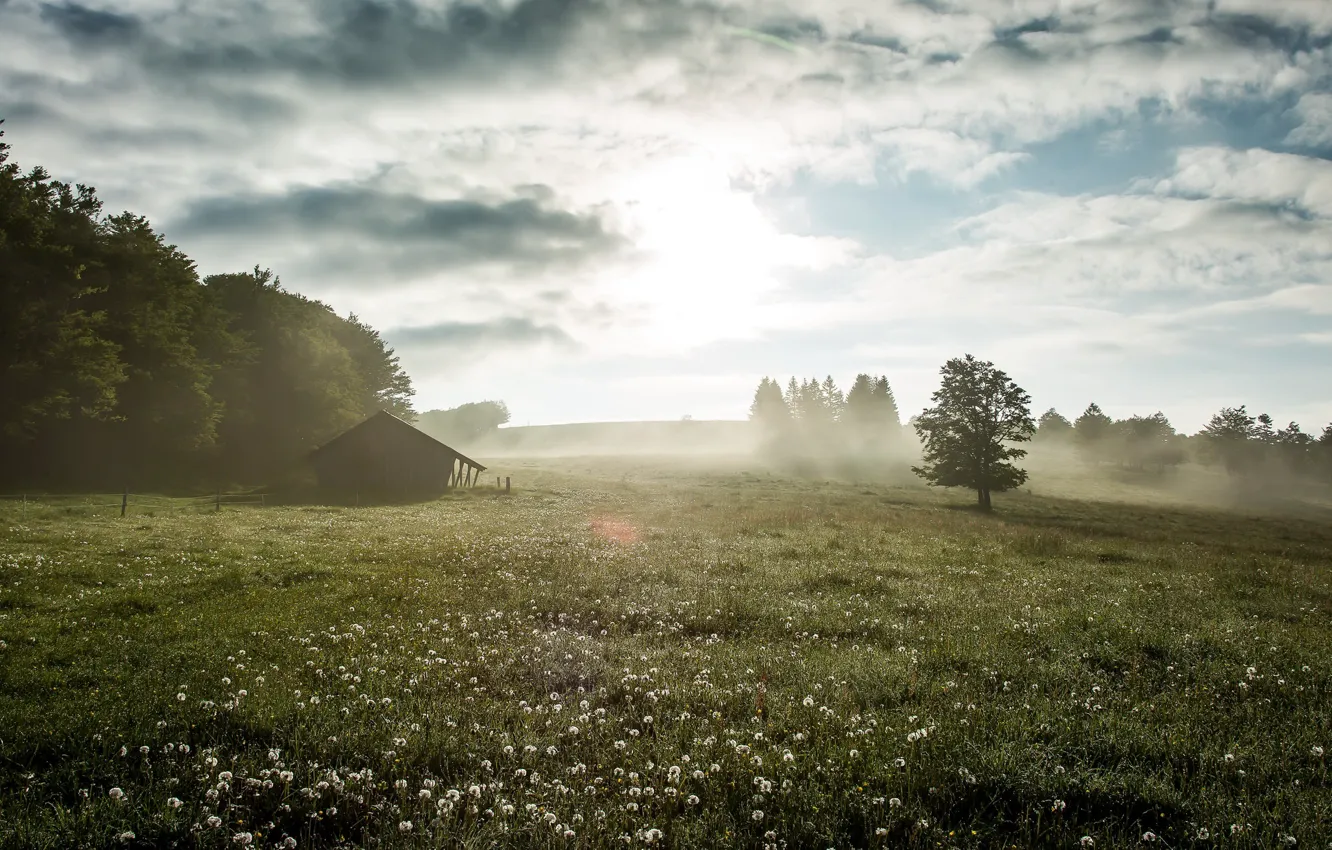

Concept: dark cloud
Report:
left=38, top=2, right=142, bottom=45
left=169, top=183, right=623, bottom=273
left=751, top=15, right=826, bottom=45
left=387, top=316, right=573, bottom=352
left=1203, top=12, right=1332, bottom=56
left=992, top=17, right=1058, bottom=43
left=844, top=31, right=906, bottom=53
left=1129, top=26, right=1181, bottom=46
left=18, top=0, right=722, bottom=92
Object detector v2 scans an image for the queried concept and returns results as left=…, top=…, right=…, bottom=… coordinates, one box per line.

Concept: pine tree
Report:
left=784, top=377, right=802, bottom=420
left=1035, top=408, right=1073, bottom=440
left=820, top=375, right=845, bottom=424
left=748, top=377, right=790, bottom=450
left=844, top=374, right=876, bottom=451
left=1073, top=403, right=1114, bottom=463
left=872, top=376, right=901, bottom=435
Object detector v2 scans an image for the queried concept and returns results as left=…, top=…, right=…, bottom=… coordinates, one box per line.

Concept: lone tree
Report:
left=912, top=354, right=1035, bottom=509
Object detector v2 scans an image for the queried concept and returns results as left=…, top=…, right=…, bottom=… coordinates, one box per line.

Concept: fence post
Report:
left=216, top=489, right=221, bottom=512
left=497, top=476, right=500, bottom=489
left=121, top=487, right=128, bottom=517
left=505, top=476, right=511, bottom=495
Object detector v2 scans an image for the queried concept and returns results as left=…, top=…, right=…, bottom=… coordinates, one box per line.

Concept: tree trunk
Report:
left=977, top=487, right=992, bottom=510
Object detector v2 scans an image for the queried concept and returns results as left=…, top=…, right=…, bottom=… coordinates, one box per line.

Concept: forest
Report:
left=747, top=374, right=1332, bottom=484
left=0, top=122, right=415, bottom=490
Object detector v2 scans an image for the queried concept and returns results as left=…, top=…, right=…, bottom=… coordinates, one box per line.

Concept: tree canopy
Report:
left=912, top=354, right=1035, bottom=509
left=746, top=373, right=902, bottom=462
left=416, top=401, right=511, bottom=445
left=0, top=121, right=414, bottom=489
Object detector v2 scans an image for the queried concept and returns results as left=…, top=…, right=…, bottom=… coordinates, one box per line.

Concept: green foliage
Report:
left=1199, top=405, right=1266, bottom=476
left=0, top=120, right=125, bottom=439
left=1035, top=408, right=1072, bottom=439
left=1116, top=412, right=1184, bottom=470
left=416, top=401, right=511, bottom=446
left=748, top=377, right=789, bottom=452
left=1072, top=403, right=1114, bottom=463
left=1, top=461, right=1329, bottom=848
left=0, top=128, right=414, bottom=489
left=845, top=374, right=902, bottom=451
left=747, top=373, right=901, bottom=463
left=912, top=354, right=1035, bottom=508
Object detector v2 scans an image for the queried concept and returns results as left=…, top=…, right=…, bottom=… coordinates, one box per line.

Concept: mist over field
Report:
left=457, top=418, right=1332, bottom=520
left=4, top=0, right=1332, bottom=846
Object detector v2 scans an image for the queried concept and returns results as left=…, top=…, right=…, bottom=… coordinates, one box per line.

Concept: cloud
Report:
left=388, top=316, right=574, bottom=352
left=874, top=128, right=1028, bottom=188
left=1151, top=146, right=1332, bottom=217
left=29, top=0, right=715, bottom=91
left=1286, top=92, right=1332, bottom=147
left=39, top=1, right=141, bottom=44
left=4, top=0, right=1332, bottom=417
left=168, top=182, right=624, bottom=281
left=1197, top=283, right=1332, bottom=318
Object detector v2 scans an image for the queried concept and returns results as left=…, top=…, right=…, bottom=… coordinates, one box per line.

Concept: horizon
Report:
left=2, top=0, right=1330, bottom=433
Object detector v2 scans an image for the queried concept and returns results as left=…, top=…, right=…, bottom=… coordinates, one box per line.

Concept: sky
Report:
left=2, top=0, right=1330, bottom=432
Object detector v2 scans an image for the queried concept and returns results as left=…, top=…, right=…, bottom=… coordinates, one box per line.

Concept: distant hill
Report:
left=462, top=420, right=755, bottom=457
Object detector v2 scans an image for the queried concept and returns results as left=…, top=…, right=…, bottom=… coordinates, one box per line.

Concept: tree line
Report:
left=749, top=374, right=903, bottom=458
left=1035, top=403, right=1332, bottom=481
left=0, top=121, right=414, bottom=490
left=753, top=355, right=1332, bottom=509
left=416, top=401, right=511, bottom=445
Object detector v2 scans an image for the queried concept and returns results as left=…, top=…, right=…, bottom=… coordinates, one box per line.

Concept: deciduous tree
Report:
left=912, top=354, right=1035, bottom=509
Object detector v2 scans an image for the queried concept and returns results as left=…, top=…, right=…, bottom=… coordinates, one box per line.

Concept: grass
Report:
left=0, top=457, right=1329, bottom=848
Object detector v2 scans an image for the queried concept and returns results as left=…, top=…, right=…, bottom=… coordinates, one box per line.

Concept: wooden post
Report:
left=216, top=489, right=221, bottom=512
left=496, top=476, right=501, bottom=489
left=505, top=476, right=511, bottom=495
left=121, top=487, right=128, bottom=517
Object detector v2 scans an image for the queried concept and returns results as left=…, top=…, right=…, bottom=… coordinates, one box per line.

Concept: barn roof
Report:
left=310, top=410, right=487, bottom=471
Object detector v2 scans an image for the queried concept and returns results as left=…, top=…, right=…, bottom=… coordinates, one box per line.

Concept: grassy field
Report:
left=1, top=458, right=1329, bottom=849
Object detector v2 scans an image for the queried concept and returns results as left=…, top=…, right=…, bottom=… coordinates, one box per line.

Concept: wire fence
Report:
left=0, top=490, right=266, bottom=516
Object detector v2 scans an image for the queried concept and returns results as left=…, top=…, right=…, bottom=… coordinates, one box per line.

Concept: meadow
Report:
left=0, top=457, right=1329, bottom=849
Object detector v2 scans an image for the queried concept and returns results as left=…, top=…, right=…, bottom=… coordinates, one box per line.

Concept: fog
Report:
left=468, top=421, right=1332, bottom=518
left=471, top=420, right=758, bottom=457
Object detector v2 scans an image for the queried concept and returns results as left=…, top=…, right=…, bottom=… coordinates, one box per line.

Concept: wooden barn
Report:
left=309, top=410, right=486, bottom=499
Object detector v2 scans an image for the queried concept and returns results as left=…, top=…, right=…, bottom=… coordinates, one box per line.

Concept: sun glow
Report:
left=598, top=153, right=851, bottom=352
